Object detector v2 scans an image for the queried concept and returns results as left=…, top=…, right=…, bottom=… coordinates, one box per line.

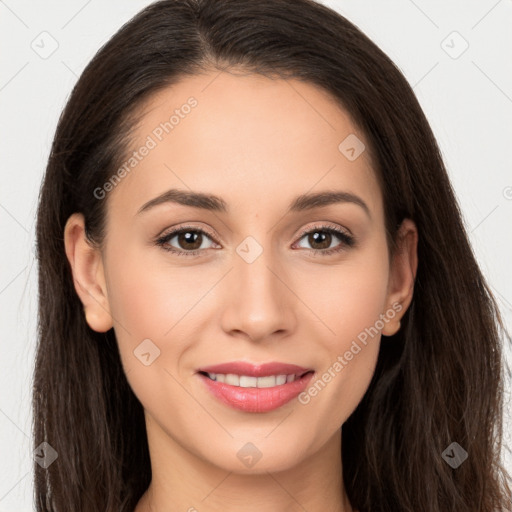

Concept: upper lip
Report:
left=196, top=361, right=313, bottom=377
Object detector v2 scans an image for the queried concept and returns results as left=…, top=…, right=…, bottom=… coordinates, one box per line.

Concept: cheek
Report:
left=104, top=234, right=201, bottom=336
left=106, top=260, right=168, bottom=333
left=103, top=251, right=201, bottom=412
left=296, top=244, right=389, bottom=422
left=303, top=245, right=390, bottom=348
left=102, top=239, right=226, bottom=390
left=101, top=239, right=185, bottom=375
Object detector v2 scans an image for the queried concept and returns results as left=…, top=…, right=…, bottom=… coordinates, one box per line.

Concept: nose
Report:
left=219, top=241, right=297, bottom=343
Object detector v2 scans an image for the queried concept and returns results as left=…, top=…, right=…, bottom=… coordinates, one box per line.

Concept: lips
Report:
left=195, top=361, right=315, bottom=413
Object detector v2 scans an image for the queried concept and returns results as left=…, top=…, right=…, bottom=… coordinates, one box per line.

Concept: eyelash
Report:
left=154, top=223, right=356, bottom=257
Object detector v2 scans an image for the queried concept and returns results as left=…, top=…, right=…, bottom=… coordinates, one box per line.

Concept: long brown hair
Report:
left=33, top=0, right=511, bottom=510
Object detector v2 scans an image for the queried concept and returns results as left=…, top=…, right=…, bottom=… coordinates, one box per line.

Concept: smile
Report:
left=197, top=370, right=315, bottom=413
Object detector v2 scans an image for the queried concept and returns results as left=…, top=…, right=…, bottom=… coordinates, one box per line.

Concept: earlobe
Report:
left=63, top=213, right=113, bottom=333
left=83, top=305, right=113, bottom=333
left=382, top=218, right=418, bottom=336
left=382, top=319, right=401, bottom=337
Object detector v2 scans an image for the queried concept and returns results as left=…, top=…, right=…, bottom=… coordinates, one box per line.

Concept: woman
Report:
left=33, top=0, right=511, bottom=510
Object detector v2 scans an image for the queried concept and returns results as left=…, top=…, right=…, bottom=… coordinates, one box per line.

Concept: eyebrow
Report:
left=137, top=188, right=371, bottom=218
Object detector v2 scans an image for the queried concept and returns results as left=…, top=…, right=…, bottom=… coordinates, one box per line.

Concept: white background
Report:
left=1, top=0, right=511, bottom=509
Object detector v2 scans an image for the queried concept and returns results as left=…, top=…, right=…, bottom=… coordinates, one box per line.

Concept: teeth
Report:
left=275, top=375, right=287, bottom=385
left=205, top=372, right=300, bottom=388
left=240, top=375, right=258, bottom=387
left=224, top=373, right=239, bottom=386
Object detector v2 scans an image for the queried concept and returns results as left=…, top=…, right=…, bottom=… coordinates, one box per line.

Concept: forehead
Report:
left=108, top=70, right=382, bottom=221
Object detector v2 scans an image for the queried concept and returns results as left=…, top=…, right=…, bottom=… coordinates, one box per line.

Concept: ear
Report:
left=63, top=213, right=113, bottom=332
left=382, top=218, right=418, bottom=336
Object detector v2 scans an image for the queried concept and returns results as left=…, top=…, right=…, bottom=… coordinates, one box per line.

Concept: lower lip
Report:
left=197, top=372, right=315, bottom=413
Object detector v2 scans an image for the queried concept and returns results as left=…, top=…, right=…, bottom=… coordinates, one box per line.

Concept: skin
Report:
left=64, top=70, right=418, bottom=512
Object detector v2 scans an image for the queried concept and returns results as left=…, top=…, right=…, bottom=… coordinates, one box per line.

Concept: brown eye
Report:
left=174, top=230, right=203, bottom=251
left=306, top=231, right=333, bottom=250
left=294, top=225, right=355, bottom=255
left=155, top=226, right=218, bottom=256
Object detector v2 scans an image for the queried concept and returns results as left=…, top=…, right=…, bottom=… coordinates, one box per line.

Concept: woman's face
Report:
left=65, top=70, right=416, bottom=475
